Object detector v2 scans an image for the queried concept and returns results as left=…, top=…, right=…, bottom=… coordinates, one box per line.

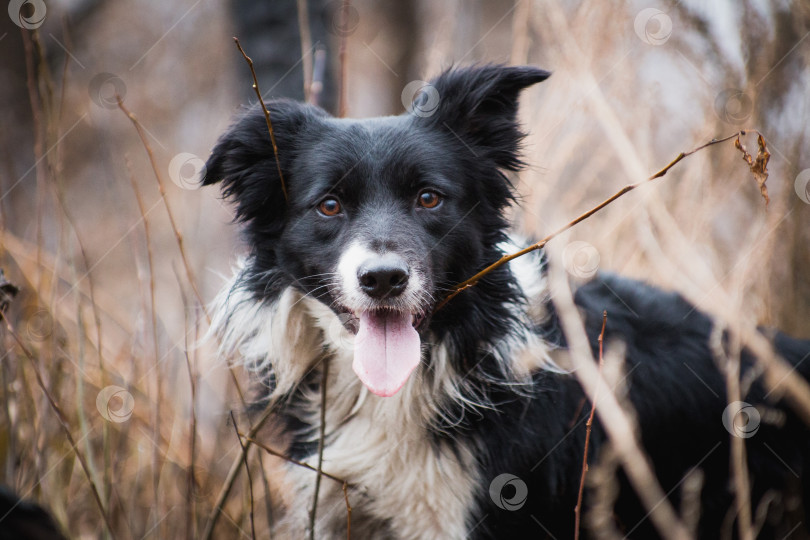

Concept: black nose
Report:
left=357, top=255, right=409, bottom=298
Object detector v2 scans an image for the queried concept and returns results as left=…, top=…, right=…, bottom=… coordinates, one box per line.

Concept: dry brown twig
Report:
left=202, top=37, right=341, bottom=528
left=296, top=0, right=314, bottom=103
left=206, top=424, right=355, bottom=539
left=242, top=433, right=353, bottom=539
left=310, top=360, right=331, bottom=540
left=237, top=29, right=350, bottom=519
left=233, top=37, right=288, bottom=202
left=574, top=310, right=607, bottom=540
left=245, top=433, right=351, bottom=485
left=710, top=324, right=753, bottom=540
left=435, top=129, right=770, bottom=312
left=343, top=481, right=352, bottom=540
left=173, top=268, right=199, bottom=540
left=548, top=262, right=691, bottom=540
left=201, top=403, right=275, bottom=540
left=230, top=411, right=256, bottom=540
left=124, top=155, right=164, bottom=536
left=116, top=95, right=250, bottom=413
left=115, top=97, right=209, bottom=319
left=735, top=133, right=770, bottom=206
left=337, top=0, right=352, bottom=117
left=242, top=435, right=348, bottom=486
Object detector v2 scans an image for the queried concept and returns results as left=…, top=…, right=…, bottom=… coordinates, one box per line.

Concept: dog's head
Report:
left=203, top=65, right=549, bottom=396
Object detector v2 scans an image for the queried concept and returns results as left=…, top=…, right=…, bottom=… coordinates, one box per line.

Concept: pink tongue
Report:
left=352, top=311, right=421, bottom=397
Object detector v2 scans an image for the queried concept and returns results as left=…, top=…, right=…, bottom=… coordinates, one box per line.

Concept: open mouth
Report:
left=338, top=307, right=427, bottom=398
left=341, top=307, right=428, bottom=333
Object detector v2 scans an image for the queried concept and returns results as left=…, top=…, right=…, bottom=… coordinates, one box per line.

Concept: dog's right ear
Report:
left=418, top=65, right=550, bottom=171
left=202, top=100, right=323, bottom=229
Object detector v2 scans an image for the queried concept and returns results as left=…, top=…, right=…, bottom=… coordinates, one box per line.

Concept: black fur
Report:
left=0, top=487, right=67, bottom=540
left=469, top=275, right=810, bottom=539
left=203, top=65, right=810, bottom=539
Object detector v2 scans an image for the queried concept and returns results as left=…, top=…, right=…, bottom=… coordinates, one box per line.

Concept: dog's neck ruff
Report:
left=207, top=246, right=556, bottom=537
left=210, top=245, right=556, bottom=416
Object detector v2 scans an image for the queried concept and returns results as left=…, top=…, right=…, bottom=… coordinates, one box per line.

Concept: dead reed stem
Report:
left=231, top=412, right=256, bottom=539
left=296, top=0, right=313, bottom=103
left=310, top=360, right=331, bottom=540
left=233, top=37, right=288, bottom=202
left=115, top=98, right=207, bottom=320
left=338, top=0, right=351, bottom=117
left=174, top=266, right=199, bottom=540
left=435, top=130, right=759, bottom=313
left=124, top=155, right=164, bottom=538
left=243, top=436, right=348, bottom=485
left=574, top=310, right=607, bottom=540
left=548, top=262, right=691, bottom=540
left=711, top=324, right=753, bottom=540
left=116, top=97, right=249, bottom=413
left=244, top=433, right=354, bottom=538
left=200, top=403, right=275, bottom=540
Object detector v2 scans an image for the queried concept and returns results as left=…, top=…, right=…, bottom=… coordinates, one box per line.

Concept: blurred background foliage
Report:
left=0, top=0, right=808, bottom=537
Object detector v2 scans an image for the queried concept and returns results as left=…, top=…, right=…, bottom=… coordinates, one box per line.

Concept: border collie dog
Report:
left=202, top=65, right=810, bottom=539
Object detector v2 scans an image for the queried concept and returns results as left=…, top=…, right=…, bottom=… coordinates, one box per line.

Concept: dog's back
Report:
left=468, top=273, right=810, bottom=538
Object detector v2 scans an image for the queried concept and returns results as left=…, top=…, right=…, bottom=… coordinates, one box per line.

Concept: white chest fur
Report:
left=275, top=302, right=480, bottom=539
left=212, top=285, right=480, bottom=538
left=209, top=248, right=554, bottom=538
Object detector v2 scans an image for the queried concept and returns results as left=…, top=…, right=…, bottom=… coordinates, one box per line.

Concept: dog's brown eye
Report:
left=417, top=190, right=441, bottom=209
left=318, top=198, right=342, bottom=216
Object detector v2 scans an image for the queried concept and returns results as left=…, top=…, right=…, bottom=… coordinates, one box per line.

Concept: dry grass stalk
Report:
left=116, top=95, right=250, bottom=415
left=244, top=434, right=354, bottom=538
left=24, top=24, right=115, bottom=533
left=337, top=0, right=352, bottom=117
left=124, top=155, right=164, bottom=537
left=296, top=0, right=314, bottom=103
left=309, top=359, right=331, bottom=540
left=436, top=130, right=765, bottom=312
left=574, top=310, right=607, bottom=540
left=230, top=411, right=256, bottom=539
left=177, top=279, right=199, bottom=540
left=200, top=403, right=276, bottom=540
left=115, top=97, right=208, bottom=319
left=710, top=324, right=753, bottom=540
left=234, top=37, right=289, bottom=202
left=548, top=260, right=691, bottom=540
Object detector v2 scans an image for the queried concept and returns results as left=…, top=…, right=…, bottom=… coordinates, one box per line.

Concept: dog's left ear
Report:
left=201, top=100, right=324, bottom=234
left=420, top=65, right=550, bottom=170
